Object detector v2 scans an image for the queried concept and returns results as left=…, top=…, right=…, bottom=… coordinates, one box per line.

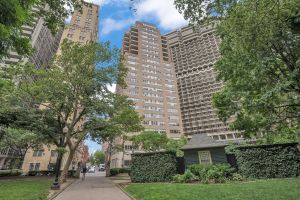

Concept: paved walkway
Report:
left=54, top=172, right=131, bottom=200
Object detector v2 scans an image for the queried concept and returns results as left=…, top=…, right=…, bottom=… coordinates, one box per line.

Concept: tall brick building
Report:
left=111, top=22, right=184, bottom=168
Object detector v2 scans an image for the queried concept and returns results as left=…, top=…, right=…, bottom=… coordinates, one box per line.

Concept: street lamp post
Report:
left=51, top=127, right=67, bottom=190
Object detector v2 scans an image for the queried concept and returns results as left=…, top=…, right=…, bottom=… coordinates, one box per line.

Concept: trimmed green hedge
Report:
left=235, top=143, right=300, bottom=179
left=110, top=168, right=131, bottom=176
left=130, top=151, right=177, bottom=182
left=0, top=169, right=22, bottom=177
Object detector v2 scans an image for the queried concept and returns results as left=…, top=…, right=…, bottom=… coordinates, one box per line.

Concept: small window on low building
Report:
left=124, top=160, right=131, bottom=167
left=29, top=163, right=40, bottom=171
left=198, top=150, right=212, bottom=164
left=33, top=150, right=43, bottom=157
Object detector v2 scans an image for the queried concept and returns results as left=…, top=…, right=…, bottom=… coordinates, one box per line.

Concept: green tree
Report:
left=89, top=153, right=95, bottom=165
left=93, top=150, right=105, bottom=166
left=0, top=128, right=39, bottom=169
left=89, top=94, right=143, bottom=176
left=130, top=132, right=187, bottom=156
left=130, top=131, right=169, bottom=152
left=1, top=40, right=125, bottom=182
left=0, top=0, right=84, bottom=60
left=114, top=107, right=144, bottom=167
left=174, top=0, right=300, bottom=141
left=166, top=136, right=188, bottom=157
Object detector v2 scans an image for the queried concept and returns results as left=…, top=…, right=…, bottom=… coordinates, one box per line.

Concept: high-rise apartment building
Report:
left=59, top=1, right=99, bottom=45
left=1, top=5, right=62, bottom=68
left=165, top=25, right=238, bottom=140
left=111, top=22, right=184, bottom=168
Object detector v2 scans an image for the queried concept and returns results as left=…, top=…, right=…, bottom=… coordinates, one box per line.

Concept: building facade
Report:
left=58, top=1, right=99, bottom=47
left=0, top=148, right=20, bottom=170
left=111, top=22, right=184, bottom=168
left=21, top=144, right=85, bottom=172
left=82, top=145, right=89, bottom=163
left=21, top=2, right=99, bottom=173
left=165, top=25, right=238, bottom=140
left=1, top=5, right=62, bottom=68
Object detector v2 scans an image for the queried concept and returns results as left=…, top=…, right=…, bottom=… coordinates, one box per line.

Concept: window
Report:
left=29, top=163, right=40, bottom=171
left=170, top=130, right=181, bottom=134
left=128, top=85, right=138, bottom=89
left=212, top=135, right=219, bottom=140
left=33, top=150, right=43, bottom=157
left=198, top=151, right=212, bottom=164
left=227, top=134, right=234, bottom=139
left=128, top=98, right=139, bottom=102
left=128, top=91, right=138, bottom=95
left=125, top=145, right=133, bottom=151
left=128, top=78, right=137, bottom=82
left=220, top=135, right=226, bottom=140
left=124, top=160, right=131, bottom=167
left=169, top=115, right=179, bottom=120
left=167, top=109, right=178, bottom=113
left=168, top=122, right=179, bottom=126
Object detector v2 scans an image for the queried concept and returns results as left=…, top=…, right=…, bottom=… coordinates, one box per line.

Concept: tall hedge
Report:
left=235, top=143, right=300, bottom=179
left=130, top=151, right=177, bottom=182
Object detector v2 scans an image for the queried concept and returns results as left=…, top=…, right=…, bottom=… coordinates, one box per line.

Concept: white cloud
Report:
left=85, top=0, right=131, bottom=6
left=135, top=0, right=188, bottom=30
left=101, top=18, right=134, bottom=35
left=84, top=0, right=108, bottom=5
left=100, top=0, right=188, bottom=35
left=107, top=83, right=116, bottom=93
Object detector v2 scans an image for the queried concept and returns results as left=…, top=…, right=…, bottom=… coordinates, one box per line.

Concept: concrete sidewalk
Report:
left=53, top=173, right=131, bottom=200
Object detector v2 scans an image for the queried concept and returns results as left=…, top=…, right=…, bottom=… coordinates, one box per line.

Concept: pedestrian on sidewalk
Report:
left=81, top=162, right=87, bottom=181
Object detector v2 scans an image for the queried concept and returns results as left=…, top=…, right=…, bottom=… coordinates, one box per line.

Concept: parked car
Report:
left=88, top=166, right=95, bottom=173
left=99, top=164, right=105, bottom=171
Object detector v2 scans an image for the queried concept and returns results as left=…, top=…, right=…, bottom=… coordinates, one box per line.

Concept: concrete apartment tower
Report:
left=21, top=2, right=99, bottom=173
left=111, top=22, right=184, bottom=168
left=165, top=25, right=238, bottom=140
left=0, top=5, right=62, bottom=68
left=59, top=1, right=99, bottom=45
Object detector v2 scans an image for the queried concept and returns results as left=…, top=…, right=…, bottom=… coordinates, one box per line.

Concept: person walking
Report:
left=81, top=162, right=87, bottom=181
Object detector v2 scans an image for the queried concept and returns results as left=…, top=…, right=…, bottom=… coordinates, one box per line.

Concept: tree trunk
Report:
left=121, top=136, right=125, bottom=168
left=105, top=143, right=112, bottom=177
left=59, top=148, right=75, bottom=183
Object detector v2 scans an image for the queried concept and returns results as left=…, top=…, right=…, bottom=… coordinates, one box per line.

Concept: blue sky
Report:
left=84, top=0, right=188, bottom=154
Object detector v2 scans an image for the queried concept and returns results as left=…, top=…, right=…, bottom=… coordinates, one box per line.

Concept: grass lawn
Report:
left=125, top=178, right=300, bottom=200
left=0, top=178, right=52, bottom=200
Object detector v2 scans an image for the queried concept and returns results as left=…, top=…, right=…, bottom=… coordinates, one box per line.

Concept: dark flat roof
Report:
left=181, top=134, right=243, bottom=150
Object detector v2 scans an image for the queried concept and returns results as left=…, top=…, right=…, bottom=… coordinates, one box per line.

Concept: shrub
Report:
left=110, top=168, right=131, bottom=176
left=231, top=173, right=244, bottom=181
left=0, top=169, right=22, bottom=177
left=131, top=151, right=177, bottom=182
left=235, top=143, right=300, bottom=179
left=189, top=164, right=234, bottom=183
left=173, top=169, right=196, bottom=183
left=27, top=170, right=77, bottom=177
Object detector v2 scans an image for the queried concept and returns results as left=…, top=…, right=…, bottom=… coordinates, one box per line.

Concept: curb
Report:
left=48, top=179, right=77, bottom=200
left=117, top=183, right=137, bottom=200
